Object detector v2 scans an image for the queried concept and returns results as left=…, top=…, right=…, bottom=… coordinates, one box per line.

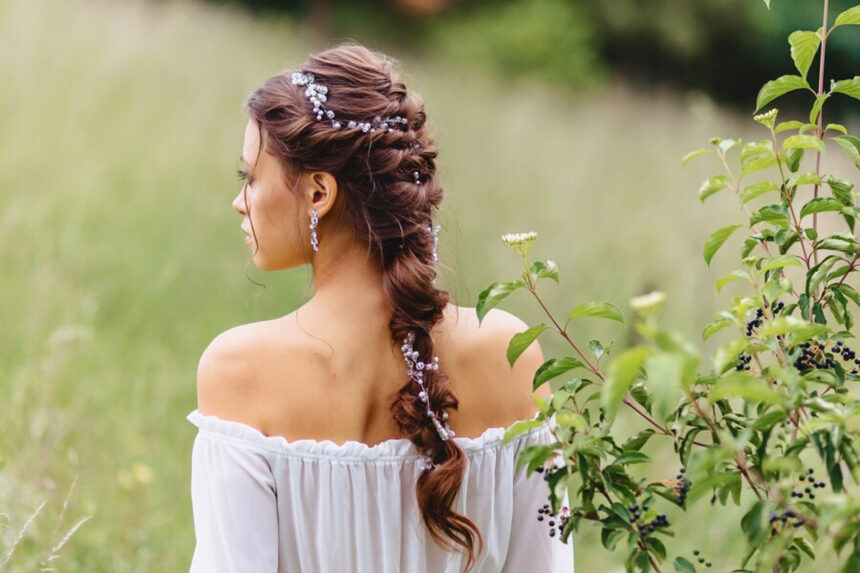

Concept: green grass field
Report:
left=1, top=0, right=855, bottom=570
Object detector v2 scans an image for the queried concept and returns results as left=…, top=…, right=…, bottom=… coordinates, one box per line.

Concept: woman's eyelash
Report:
left=237, top=168, right=251, bottom=182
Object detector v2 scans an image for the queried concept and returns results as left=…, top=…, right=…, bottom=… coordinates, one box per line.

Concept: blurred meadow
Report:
left=1, top=0, right=857, bottom=570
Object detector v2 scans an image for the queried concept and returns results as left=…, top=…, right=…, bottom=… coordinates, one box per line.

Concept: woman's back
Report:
left=195, top=303, right=547, bottom=447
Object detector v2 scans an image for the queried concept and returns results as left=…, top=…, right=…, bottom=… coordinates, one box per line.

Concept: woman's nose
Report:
left=232, top=189, right=247, bottom=214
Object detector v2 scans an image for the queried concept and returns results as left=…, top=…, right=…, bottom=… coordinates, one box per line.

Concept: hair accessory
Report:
left=309, top=208, right=319, bottom=252
left=413, top=170, right=421, bottom=185
left=401, top=330, right=453, bottom=444
left=290, top=71, right=410, bottom=133
left=429, top=224, right=440, bottom=262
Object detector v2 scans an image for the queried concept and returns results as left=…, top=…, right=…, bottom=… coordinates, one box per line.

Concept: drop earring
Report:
left=310, top=209, right=320, bottom=252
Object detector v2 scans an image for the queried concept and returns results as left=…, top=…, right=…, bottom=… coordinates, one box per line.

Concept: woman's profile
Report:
left=186, top=42, right=574, bottom=572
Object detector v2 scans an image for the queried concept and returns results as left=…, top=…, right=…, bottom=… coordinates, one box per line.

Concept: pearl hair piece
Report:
left=400, top=330, right=453, bottom=468
left=290, top=71, right=410, bottom=134
left=429, top=224, right=440, bottom=262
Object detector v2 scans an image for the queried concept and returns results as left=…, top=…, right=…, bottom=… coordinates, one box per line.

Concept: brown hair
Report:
left=243, top=42, right=483, bottom=570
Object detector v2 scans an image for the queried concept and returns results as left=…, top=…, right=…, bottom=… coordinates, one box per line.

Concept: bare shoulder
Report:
left=446, top=305, right=550, bottom=426
left=195, top=319, right=281, bottom=427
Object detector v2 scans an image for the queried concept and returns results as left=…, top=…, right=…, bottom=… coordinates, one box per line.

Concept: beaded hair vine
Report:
left=290, top=71, right=410, bottom=133
left=400, top=331, right=454, bottom=442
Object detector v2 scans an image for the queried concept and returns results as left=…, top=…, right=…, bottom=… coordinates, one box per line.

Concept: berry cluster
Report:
left=535, top=502, right=570, bottom=538
left=745, top=302, right=784, bottom=337
left=735, top=352, right=752, bottom=371
left=793, top=339, right=859, bottom=375
left=692, top=549, right=712, bottom=568
left=674, top=467, right=689, bottom=505
left=768, top=508, right=805, bottom=528
left=630, top=502, right=669, bottom=537
left=745, top=307, right=765, bottom=336
left=790, top=467, right=827, bottom=500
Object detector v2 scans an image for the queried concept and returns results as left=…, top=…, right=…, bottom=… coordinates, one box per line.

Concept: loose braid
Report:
left=245, top=42, right=483, bottom=571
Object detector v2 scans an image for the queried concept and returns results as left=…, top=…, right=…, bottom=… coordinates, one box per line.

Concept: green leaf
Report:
left=556, top=412, right=586, bottom=431
left=588, top=339, right=605, bottom=360
left=788, top=31, right=820, bottom=79
left=750, top=204, right=789, bottom=227
left=825, top=123, right=848, bottom=135
left=709, top=372, right=782, bottom=404
left=602, top=346, right=651, bottom=422
left=741, top=151, right=778, bottom=176
left=785, top=147, right=804, bottom=172
left=645, top=353, right=683, bottom=422
left=740, top=181, right=779, bottom=204
left=681, top=148, right=711, bottom=165
left=699, top=175, right=730, bottom=203
left=760, top=254, right=803, bottom=271
left=806, top=255, right=840, bottom=297
left=827, top=176, right=855, bottom=205
left=601, top=528, right=625, bottom=551
left=833, top=135, right=860, bottom=169
left=716, top=269, right=751, bottom=292
left=704, top=225, right=741, bottom=266
left=673, top=557, right=696, bottom=573
left=831, top=77, right=860, bottom=100
left=833, top=5, right=860, bottom=27
left=809, top=93, right=829, bottom=124
left=786, top=171, right=822, bottom=187
left=741, top=499, right=767, bottom=546
left=755, top=75, right=810, bottom=112
left=774, top=120, right=804, bottom=134
left=800, top=197, right=843, bottom=218
left=614, top=451, right=650, bottom=465
left=528, top=260, right=559, bottom=284
left=532, top=357, right=585, bottom=390
left=476, top=281, right=525, bottom=324
left=503, top=419, right=545, bottom=444
left=836, top=283, right=860, bottom=307
left=506, top=324, right=549, bottom=367
left=794, top=537, right=815, bottom=560
left=622, top=429, right=655, bottom=452
left=783, top=134, right=825, bottom=152
left=566, top=301, right=624, bottom=324
left=758, top=316, right=827, bottom=338
left=818, top=235, right=859, bottom=253
left=703, top=316, right=734, bottom=340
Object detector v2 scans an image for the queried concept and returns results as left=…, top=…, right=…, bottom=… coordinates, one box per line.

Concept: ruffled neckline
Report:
left=187, top=408, right=553, bottom=462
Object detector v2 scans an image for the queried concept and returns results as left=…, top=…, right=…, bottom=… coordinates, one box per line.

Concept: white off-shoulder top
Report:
left=186, top=409, right=575, bottom=572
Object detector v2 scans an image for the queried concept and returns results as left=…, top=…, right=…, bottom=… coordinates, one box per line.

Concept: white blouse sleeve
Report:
left=189, top=430, right=279, bottom=572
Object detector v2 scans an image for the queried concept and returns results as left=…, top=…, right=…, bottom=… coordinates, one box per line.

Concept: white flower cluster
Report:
left=290, top=71, right=410, bottom=133
left=501, top=231, right=538, bottom=257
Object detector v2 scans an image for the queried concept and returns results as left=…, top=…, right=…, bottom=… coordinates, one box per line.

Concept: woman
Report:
left=186, top=42, right=574, bottom=572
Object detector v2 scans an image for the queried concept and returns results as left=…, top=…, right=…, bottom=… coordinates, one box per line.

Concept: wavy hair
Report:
left=243, top=43, right=483, bottom=570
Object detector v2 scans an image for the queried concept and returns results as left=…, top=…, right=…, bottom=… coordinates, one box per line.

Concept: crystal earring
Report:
left=310, top=209, right=319, bottom=252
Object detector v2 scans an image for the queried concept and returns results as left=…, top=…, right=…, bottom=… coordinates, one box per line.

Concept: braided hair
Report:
left=244, top=42, right=483, bottom=570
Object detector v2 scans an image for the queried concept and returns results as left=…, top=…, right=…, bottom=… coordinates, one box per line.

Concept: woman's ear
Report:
left=308, top=172, right=337, bottom=218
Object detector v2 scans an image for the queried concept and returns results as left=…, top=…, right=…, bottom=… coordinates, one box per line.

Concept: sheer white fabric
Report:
left=187, top=409, right=575, bottom=572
